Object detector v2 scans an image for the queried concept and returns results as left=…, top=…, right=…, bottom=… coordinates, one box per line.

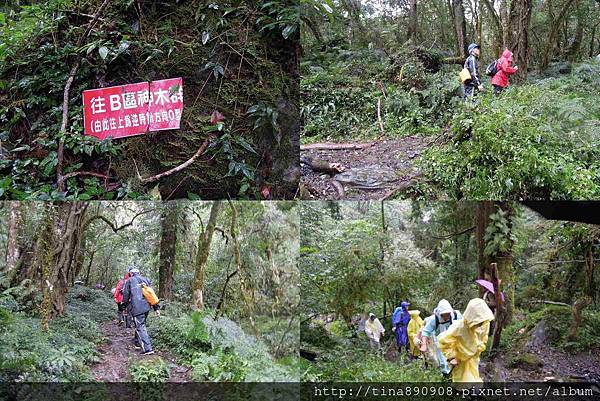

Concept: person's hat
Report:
left=468, top=43, right=480, bottom=53
left=369, top=313, right=375, bottom=319
left=128, top=266, right=140, bottom=274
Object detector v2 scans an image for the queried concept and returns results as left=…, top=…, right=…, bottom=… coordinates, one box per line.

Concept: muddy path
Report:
left=91, top=319, right=191, bottom=382
left=300, top=136, right=428, bottom=200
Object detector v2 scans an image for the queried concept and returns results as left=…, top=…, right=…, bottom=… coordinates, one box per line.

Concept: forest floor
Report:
left=300, top=136, right=427, bottom=200
left=483, top=348, right=600, bottom=382
left=91, top=320, right=191, bottom=382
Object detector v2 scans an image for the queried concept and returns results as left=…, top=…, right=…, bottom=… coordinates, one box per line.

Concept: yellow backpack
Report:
left=142, top=283, right=159, bottom=306
left=459, top=67, right=472, bottom=84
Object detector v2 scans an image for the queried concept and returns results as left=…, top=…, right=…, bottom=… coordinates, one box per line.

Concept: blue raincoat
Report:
left=392, top=301, right=411, bottom=350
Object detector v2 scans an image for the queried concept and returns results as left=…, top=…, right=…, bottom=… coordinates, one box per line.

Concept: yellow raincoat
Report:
left=437, top=298, right=494, bottom=382
left=407, top=310, right=424, bottom=356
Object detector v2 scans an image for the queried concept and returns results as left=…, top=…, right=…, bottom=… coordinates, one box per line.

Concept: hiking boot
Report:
left=134, top=345, right=142, bottom=350
left=141, top=350, right=155, bottom=355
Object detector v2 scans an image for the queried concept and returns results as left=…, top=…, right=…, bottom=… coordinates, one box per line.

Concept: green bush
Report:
left=423, top=72, right=600, bottom=200
left=190, top=350, right=248, bottom=381
left=129, top=357, right=170, bottom=382
left=65, top=286, right=116, bottom=323
left=0, top=314, right=98, bottom=382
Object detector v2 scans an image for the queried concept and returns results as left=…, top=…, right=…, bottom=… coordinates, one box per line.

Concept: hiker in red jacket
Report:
left=113, top=272, right=131, bottom=327
left=491, top=49, right=518, bottom=95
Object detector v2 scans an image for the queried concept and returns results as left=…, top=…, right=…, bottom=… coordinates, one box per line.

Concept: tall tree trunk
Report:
left=450, top=0, right=467, bottom=58
left=192, top=201, right=222, bottom=309
left=499, top=0, right=510, bottom=46
left=37, top=202, right=89, bottom=328
left=482, top=0, right=504, bottom=56
left=567, top=3, right=584, bottom=61
left=407, top=0, right=418, bottom=42
left=540, top=0, right=578, bottom=70
left=507, top=0, right=532, bottom=80
left=83, top=248, right=96, bottom=285
left=475, top=202, right=494, bottom=297
left=590, top=22, right=598, bottom=57
left=491, top=202, right=515, bottom=351
left=585, top=244, right=596, bottom=297
left=158, top=201, right=179, bottom=300
left=567, top=296, right=592, bottom=341
left=341, top=0, right=367, bottom=44
left=3, top=202, right=22, bottom=281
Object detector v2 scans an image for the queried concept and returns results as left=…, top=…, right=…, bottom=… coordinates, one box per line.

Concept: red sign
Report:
left=82, top=78, right=183, bottom=140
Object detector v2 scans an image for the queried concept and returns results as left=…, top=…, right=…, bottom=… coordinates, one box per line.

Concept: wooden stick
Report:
left=528, top=300, right=570, bottom=307
left=377, top=97, right=385, bottom=139
left=139, top=134, right=214, bottom=184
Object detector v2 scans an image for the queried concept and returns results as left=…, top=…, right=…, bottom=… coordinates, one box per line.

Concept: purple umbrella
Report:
left=476, top=279, right=505, bottom=302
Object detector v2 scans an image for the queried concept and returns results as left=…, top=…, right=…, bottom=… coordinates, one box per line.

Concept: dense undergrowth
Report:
left=0, top=0, right=299, bottom=200
left=300, top=319, right=443, bottom=382
left=422, top=62, right=600, bottom=200
left=148, top=305, right=300, bottom=382
left=301, top=46, right=458, bottom=143
left=0, top=285, right=110, bottom=381
left=301, top=41, right=600, bottom=199
left=0, top=283, right=300, bottom=382
left=500, top=306, right=600, bottom=353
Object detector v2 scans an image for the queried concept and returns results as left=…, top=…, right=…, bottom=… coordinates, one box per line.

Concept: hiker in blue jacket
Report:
left=421, top=299, right=463, bottom=375
left=464, top=43, right=484, bottom=102
left=392, top=301, right=411, bottom=356
left=122, top=266, right=160, bottom=355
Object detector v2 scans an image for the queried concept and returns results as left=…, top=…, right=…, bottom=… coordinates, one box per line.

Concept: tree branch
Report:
left=56, top=0, right=112, bottom=192
left=138, top=134, right=215, bottom=184
left=431, top=225, right=476, bottom=239
left=84, top=209, right=155, bottom=233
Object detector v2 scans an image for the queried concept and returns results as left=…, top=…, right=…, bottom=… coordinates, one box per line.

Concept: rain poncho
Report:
left=392, top=302, right=411, bottom=350
left=437, top=298, right=494, bottom=383
left=407, top=310, right=424, bottom=356
left=365, top=315, right=385, bottom=342
left=418, top=316, right=440, bottom=367
left=421, top=299, right=463, bottom=374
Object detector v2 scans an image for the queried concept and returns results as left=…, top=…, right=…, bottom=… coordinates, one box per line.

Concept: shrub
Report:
left=129, top=357, right=170, bottom=382
left=423, top=74, right=600, bottom=200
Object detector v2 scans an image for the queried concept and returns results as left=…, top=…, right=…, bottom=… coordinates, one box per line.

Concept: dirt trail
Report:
left=91, top=320, right=191, bottom=382
left=300, top=136, right=427, bottom=200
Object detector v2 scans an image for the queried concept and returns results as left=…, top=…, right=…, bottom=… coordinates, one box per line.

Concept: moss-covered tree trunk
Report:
left=158, top=201, right=179, bottom=301
left=492, top=255, right=514, bottom=349
left=192, top=201, right=222, bottom=309
left=476, top=201, right=494, bottom=297
left=491, top=202, right=515, bottom=351
left=567, top=296, right=592, bottom=341
left=507, top=0, right=532, bottom=80
left=3, top=202, right=21, bottom=282
left=36, top=202, right=88, bottom=328
left=450, top=0, right=467, bottom=58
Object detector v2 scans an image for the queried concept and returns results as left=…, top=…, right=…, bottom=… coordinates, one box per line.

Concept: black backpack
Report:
left=434, top=310, right=458, bottom=329
left=486, top=60, right=498, bottom=77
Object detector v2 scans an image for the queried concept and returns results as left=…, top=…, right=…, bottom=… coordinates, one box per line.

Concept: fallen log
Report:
left=442, top=56, right=464, bottom=65
left=300, top=142, right=374, bottom=151
left=300, top=156, right=345, bottom=175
